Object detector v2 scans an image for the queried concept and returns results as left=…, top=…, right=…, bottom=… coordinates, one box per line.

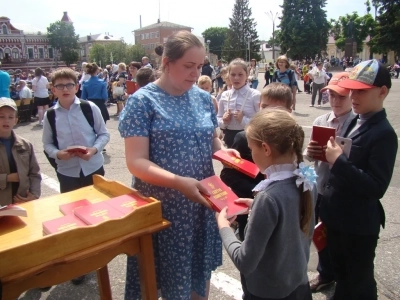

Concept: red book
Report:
left=74, top=202, right=124, bottom=225
left=312, top=126, right=336, bottom=162
left=105, top=193, right=149, bottom=215
left=313, top=222, right=327, bottom=252
left=59, top=199, right=91, bottom=215
left=126, top=81, right=138, bottom=95
left=66, top=145, right=88, bottom=154
left=200, top=175, right=248, bottom=218
left=212, top=150, right=260, bottom=178
left=42, top=214, right=87, bottom=235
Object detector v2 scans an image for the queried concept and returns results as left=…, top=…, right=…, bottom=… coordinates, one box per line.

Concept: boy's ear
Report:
left=379, top=86, right=389, bottom=99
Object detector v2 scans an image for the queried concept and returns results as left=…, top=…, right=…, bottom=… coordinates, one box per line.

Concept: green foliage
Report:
left=279, top=0, right=330, bottom=60
left=222, top=0, right=261, bottom=62
left=89, top=42, right=146, bottom=65
left=368, top=0, right=400, bottom=54
left=202, top=27, right=229, bottom=59
left=61, top=50, right=79, bottom=66
left=330, top=12, right=376, bottom=54
left=47, top=21, right=79, bottom=65
left=267, top=30, right=282, bottom=47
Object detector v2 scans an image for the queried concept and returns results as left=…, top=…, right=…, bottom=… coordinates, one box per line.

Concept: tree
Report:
left=47, top=21, right=80, bottom=66
left=89, top=44, right=106, bottom=64
left=368, top=0, right=400, bottom=55
left=279, top=0, right=330, bottom=60
left=222, top=0, right=261, bottom=62
left=202, top=27, right=229, bottom=59
left=125, top=44, right=146, bottom=63
left=267, top=30, right=282, bottom=47
left=330, top=12, right=376, bottom=54
left=62, top=50, right=79, bottom=66
left=89, top=43, right=146, bottom=66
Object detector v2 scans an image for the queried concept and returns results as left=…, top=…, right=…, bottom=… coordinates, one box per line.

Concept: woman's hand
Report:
left=223, top=147, right=241, bottom=158
left=215, top=207, right=236, bottom=229
left=223, top=109, right=232, bottom=124
left=326, top=136, right=343, bottom=164
left=176, top=176, right=212, bottom=208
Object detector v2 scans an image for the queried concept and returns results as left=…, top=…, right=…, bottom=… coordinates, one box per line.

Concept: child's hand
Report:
left=235, top=198, right=254, bottom=209
left=233, top=110, right=244, bottom=123
left=223, top=148, right=241, bottom=158
left=75, top=147, right=97, bottom=161
left=215, top=207, right=235, bottom=229
left=14, top=191, right=37, bottom=203
left=326, top=136, right=343, bottom=164
left=57, top=150, right=75, bottom=161
left=222, top=109, right=232, bottom=124
left=7, top=173, right=19, bottom=182
left=306, top=140, right=324, bottom=158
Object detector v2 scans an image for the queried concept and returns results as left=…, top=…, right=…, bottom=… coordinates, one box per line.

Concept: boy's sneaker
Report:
left=309, top=275, right=334, bottom=293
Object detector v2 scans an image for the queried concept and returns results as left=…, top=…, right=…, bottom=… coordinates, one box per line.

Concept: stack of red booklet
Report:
left=212, top=150, right=259, bottom=178
left=313, top=222, right=327, bottom=252
left=42, top=194, right=149, bottom=235
left=200, top=175, right=248, bottom=218
left=66, top=146, right=88, bottom=154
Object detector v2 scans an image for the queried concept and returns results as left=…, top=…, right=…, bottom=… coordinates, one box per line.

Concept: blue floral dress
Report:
left=118, top=83, right=222, bottom=299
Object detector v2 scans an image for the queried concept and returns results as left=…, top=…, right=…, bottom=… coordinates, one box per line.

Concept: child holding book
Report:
left=0, top=97, right=41, bottom=206
left=220, top=82, right=293, bottom=241
left=217, top=109, right=316, bottom=300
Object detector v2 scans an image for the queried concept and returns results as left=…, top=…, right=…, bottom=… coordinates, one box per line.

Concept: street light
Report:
left=265, top=11, right=279, bottom=62
left=206, top=40, right=211, bottom=60
left=247, top=36, right=252, bottom=62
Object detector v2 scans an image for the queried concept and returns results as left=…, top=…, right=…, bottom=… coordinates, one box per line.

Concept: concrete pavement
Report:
left=13, top=72, right=400, bottom=299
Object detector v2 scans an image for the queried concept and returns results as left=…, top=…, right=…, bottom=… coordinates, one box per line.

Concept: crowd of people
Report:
left=0, top=30, right=398, bottom=300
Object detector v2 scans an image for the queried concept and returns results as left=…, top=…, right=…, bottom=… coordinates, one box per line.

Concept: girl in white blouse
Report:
left=217, top=59, right=260, bottom=147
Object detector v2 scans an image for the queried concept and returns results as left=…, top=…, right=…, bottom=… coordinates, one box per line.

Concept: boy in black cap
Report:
left=322, top=59, right=398, bottom=300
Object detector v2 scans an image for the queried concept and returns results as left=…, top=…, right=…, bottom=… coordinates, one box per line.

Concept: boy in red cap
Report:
left=322, top=59, right=398, bottom=300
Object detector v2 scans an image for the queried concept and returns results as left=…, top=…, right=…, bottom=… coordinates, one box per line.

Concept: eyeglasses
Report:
left=54, top=83, right=76, bottom=90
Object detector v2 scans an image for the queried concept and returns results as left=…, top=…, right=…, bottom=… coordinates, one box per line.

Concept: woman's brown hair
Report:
left=246, top=109, right=313, bottom=234
left=161, top=31, right=204, bottom=72
left=275, top=55, right=290, bottom=69
left=86, top=63, right=98, bottom=75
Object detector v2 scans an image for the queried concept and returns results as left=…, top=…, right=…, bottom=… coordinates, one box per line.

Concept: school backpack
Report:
left=44, top=99, right=95, bottom=169
left=272, top=69, right=294, bottom=87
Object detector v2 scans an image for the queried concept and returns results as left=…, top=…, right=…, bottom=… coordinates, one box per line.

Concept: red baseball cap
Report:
left=321, top=72, right=350, bottom=96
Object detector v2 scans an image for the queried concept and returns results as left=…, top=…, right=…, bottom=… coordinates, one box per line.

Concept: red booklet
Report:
left=66, top=145, right=88, bottom=154
left=105, top=193, right=149, bottom=215
left=126, top=81, right=138, bottom=95
left=42, top=214, right=87, bottom=235
left=312, top=126, right=336, bottom=162
left=59, top=199, right=91, bottom=215
left=212, top=150, right=260, bottom=178
left=74, top=202, right=124, bottom=225
left=313, top=222, right=327, bottom=252
left=200, top=175, right=248, bottom=218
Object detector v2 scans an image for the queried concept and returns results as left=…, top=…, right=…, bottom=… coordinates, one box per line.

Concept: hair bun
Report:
left=155, top=45, right=164, bottom=56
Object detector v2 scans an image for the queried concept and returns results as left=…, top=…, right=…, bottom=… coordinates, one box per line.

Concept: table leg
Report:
left=97, top=265, right=112, bottom=300
left=138, top=234, right=158, bottom=300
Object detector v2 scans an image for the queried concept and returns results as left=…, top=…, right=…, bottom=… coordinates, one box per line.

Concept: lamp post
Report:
left=206, top=40, right=211, bottom=60
left=265, top=11, right=279, bottom=62
left=247, top=36, right=252, bottom=62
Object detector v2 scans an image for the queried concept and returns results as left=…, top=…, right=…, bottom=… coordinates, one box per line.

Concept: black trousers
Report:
left=241, top=276, right=312, bottom=300
left=327, top=227, right=378, bottom=300
left=57, top=166, right=105, bottom=193
left=223, top=129, right=243, bottom=148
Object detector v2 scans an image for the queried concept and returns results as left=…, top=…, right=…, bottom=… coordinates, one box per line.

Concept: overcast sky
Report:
left=3, top=0, right=369, bottom=44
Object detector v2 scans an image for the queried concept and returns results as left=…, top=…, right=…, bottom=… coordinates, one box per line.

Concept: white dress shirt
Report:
left=309, top=67, right=328, bottom=84
left=42, top=97, right=110, bottom=177
left=217, top=84, right=260, bottom=130
left=19, top=86, right=32, bottom=99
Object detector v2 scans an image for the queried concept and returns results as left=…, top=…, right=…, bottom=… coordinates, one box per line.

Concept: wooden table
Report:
left=0, top=175, right=170, bottom=300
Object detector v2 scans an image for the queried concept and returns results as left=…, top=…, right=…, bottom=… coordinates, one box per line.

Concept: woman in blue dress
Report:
left=118, top=31, right=239, bottom=300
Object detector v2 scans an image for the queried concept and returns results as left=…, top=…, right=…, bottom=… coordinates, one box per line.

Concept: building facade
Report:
left=133, top=20, right=192, bottom=64
left=78, top=33, right=121, bottom=66
left=0, top=12, right=73, bottom=73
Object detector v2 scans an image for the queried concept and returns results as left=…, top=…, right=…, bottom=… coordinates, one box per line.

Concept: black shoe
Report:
left=71, top=275, right=86, bottom=285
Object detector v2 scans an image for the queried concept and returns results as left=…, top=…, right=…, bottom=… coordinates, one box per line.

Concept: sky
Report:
left=2, top=0, right=369, bottom=45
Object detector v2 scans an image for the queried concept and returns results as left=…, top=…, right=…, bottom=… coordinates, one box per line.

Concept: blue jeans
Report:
left=251, top=80, right=259, bottom=89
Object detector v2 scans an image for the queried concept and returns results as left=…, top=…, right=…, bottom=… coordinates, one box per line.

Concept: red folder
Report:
left=42, top=214, right=87, bottom=235
left=126, top=81, right=138, bottom=95
left=313, top=222, right=327, bottom=252
left=200, top=175, right=248, bottom=218
left=312, top=126, right=336, bottom=162
left=74, top=202, right=124, bottom=225
left=59, top=199, right=91, bottom=215
left=105, top=193, right=149, bottom=215
left=212, top=150, right=260, bottom=178
left=66, top=146, right=88, bottom=154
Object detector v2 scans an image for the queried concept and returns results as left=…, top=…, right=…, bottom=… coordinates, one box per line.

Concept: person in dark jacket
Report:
left=201, top=57, right=214, bottom=79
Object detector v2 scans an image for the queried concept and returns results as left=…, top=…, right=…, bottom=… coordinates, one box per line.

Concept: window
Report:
left=12, top=48, right=19, bottom=59
left=151, top=43, right=155, bottom=49
left=81, top=49, right=85, bottom=57
left=28, top=48, right=34, bottom=59
left=150, top=32, right=155, bottom=39
left=48, top=48, right=54, bottom=59
left=155, top=31, right=159, bottom=38
left=2, top=25, right=8, bottom=35
left=38, top=48, right=44, bottom=59
left=0, top=49, right=3, bottom=59
left=141, top=34, right=144, bottom=40
left=145, top=33, right=149, bottom=39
